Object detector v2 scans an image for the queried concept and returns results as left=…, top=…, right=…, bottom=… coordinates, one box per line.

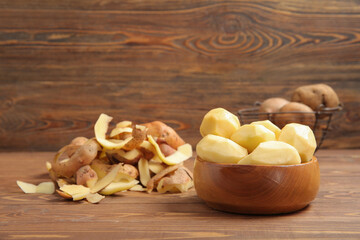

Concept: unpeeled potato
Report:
left=259, top=98, right=289, bottom=113
left=142, top=121, right=185, bottom=149
left=291, top=84, right=340, bottom=110
left=273, top=102, right=315, bottom=129
left=259, top=98, right=289, bottom=121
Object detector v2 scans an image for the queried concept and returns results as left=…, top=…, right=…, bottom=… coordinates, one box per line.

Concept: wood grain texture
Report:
left=0, top=0, right=359, bottom=151
left=0, top=150, right=360, bottom=239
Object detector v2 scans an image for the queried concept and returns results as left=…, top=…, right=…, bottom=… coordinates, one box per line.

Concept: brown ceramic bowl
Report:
left=193, top=156, right=320, bottom=214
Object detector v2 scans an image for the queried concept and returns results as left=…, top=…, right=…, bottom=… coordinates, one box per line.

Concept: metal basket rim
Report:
left=238, top=102, right=343, bottom=115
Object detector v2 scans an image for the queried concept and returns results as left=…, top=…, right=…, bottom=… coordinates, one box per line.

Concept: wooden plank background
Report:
left=0, top=0, right=359, bottom=151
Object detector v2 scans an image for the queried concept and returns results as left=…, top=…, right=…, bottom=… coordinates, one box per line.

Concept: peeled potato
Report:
left=273, top=102, right=315, bottom=129
left=230, top=124, right=276, bottom=153
left=250, top=120, right=281, bottom=139
left=238, top=141, right=301, bottom=165
left=196, top=134, right=248, bottom=164
left=278, top=123, right=316, bottom=163
left=147, top=135, right=192, bottom=166
left=200, top=108, right=240, bottom=138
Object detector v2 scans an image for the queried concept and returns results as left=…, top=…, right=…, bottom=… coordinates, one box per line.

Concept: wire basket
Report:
left=238, top=102, right=343, bottom=150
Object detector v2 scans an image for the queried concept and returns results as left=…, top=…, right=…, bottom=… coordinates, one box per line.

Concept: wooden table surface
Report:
left=1, top=150, right=359, bottom=239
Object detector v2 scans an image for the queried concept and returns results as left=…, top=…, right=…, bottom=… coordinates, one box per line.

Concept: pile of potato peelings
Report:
left=17, top=114, right=194, bottom=203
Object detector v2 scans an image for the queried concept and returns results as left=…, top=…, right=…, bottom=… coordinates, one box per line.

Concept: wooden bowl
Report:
left=193, top=156, right=320, bottom=214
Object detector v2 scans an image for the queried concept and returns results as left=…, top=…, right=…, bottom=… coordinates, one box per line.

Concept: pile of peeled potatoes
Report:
left=197, top=107, right=316, bottom=165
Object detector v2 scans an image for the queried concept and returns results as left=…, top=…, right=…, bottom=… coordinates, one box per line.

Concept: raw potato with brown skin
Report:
left=259, top=98, right=289, bottom=121
left=139, top=147, right=154, bottom=160
left=291, top=84, right=340, bottom=110
left=273, top=102, right=316, bottom=129
left=118, top=163, right=139, bottom=180
left=159, top=143, right=177, bottom=157
left=142, top=121, right=185, bottom=149
left=70, top=137, right=89, bottom=146
left=52, top=139, right=100, bottom=178
left=76, top=165, right=98, bottom=187
left=57, top=144, right=81, bottom=160
left=259, top=98, right=290, bottom=113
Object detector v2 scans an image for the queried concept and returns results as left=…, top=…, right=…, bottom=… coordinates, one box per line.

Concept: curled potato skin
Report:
left=50, top=115, right=193, bottom=199
left=107, top=151, right=141, bottom=165
left=142, top=121, right=185, bottom=149
left=156, top=166, right=193, bottom=193
left=123, top=125, right=146, bottom=151
left=52, top=139, right=100, bottom=178
left=146, top=164, right=181, bottom=192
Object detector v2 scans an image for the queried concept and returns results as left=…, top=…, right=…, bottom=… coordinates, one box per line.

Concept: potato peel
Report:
left=148, top=135, right=192, bottom=165
left=147, top=135, right=167, bottom=162
left=45, top=114, right=194, bottom=203
left=36, top=182, right=55, bottom=194
left=148, top=160, right=166, bottom=174
left=86, top=193, right=105, bottom=203
left=56, top=189, right=72, bottom=199
left=46, top=161, right=52, bottom=171
left=60, top=184, right=90, bottom=201
left=100, top=180, right=139, bottom=195
left=17, top=181, right=37, bottom=193
left=17, top=181, right=55, bottom=194
left=156, top=167, right=193, bottom=194
left=110, top=127, right=133, bottom=138
left=90, top=163, right=121, bottom=193
left=166, top=144, right=193, bottom=164
left=129, top=184, right=146, bottom=192
left=94, top=113, right=133, bottom=150
left=116, top=121, right=132, bottom=128
left=138, top=158, right=151, bottom=186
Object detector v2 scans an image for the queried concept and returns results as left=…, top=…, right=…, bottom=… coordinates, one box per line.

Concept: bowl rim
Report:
left=196, top=155, right=317, bottom=168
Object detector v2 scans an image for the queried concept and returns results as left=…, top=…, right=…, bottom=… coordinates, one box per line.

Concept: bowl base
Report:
left=205, top=201, right=310, bottom=215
